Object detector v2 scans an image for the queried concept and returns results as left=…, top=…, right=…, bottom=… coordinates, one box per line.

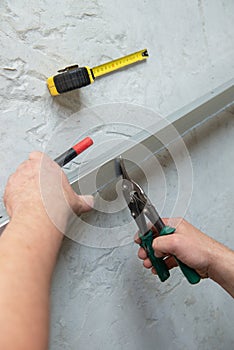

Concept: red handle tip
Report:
left=72, top=137, right=93, bottom=154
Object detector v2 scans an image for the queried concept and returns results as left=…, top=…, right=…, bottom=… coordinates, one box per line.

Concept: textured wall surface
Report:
left=1, top=1, right=234, bottom=349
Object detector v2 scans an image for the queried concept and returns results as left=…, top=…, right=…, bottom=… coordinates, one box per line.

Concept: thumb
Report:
left=152, top=235, right=176, bottom=258
left=72, top=194, right=94, bottom=215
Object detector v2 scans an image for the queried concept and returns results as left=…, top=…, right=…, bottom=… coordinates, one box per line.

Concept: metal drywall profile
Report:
left=137, top=78, right=234, bottom=157
left=0, top=79, right=233, bottom=231
left=167, top=78, right=234, bottom=134
left=71, top=78, right=234, bottom=195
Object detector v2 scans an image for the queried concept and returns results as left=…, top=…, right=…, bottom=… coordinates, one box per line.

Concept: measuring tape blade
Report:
left=92, top=48, right=148, bottom=78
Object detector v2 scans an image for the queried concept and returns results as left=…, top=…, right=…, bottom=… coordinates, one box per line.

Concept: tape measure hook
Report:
left=142, top=50, right=149, bottom=57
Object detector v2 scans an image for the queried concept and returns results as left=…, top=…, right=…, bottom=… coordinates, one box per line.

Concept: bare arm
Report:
left=0, top=152, right=93, bottom=350
left=136, top=218, right=234, bottom=298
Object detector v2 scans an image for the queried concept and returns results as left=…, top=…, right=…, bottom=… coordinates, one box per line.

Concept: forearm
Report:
left=0, top=211, right=63, bottom=350
left=0, top=151, right=93, bottom=349
left=208, top=241, right=234, bottom=298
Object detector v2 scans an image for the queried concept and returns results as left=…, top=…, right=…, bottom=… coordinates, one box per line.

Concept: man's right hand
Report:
left=135, top=218, right=230, bottom=280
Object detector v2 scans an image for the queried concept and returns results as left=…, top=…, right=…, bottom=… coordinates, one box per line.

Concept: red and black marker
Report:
left=54, top=137, right=93, bottom=167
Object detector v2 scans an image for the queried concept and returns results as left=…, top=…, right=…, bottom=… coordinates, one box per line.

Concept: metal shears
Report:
left=117, top=158, right=200, bottom=284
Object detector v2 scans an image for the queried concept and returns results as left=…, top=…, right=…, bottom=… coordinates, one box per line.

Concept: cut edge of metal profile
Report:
left=0, top=78, right=233, bottom=231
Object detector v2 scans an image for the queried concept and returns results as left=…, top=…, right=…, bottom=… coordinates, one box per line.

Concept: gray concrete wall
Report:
left=1, top=1, right=234, bottom=349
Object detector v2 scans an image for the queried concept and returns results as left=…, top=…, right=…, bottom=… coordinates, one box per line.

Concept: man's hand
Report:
left=136, top=218, right=227, bottom=279
left=4, top=151, right=93, bottom=232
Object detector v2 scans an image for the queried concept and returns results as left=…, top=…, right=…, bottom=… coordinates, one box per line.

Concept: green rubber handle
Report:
left=160, top=226, right=201, bottom=284
left=140, top=230, right=170, bottom=282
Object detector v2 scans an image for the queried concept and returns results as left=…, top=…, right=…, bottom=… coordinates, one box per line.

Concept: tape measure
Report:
left=47, top=49, right=149, bottom=96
